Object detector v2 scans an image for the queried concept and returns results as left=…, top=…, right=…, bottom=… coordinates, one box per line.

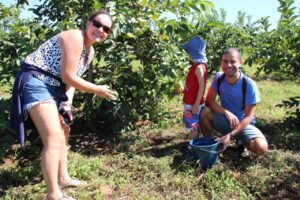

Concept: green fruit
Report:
left=174, top=82, right=184, bottom=93
left=125, top=32, right=135, bottom=39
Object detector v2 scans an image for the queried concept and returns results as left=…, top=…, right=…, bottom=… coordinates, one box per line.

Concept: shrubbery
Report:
left=0, top=0, right=299, bottom=147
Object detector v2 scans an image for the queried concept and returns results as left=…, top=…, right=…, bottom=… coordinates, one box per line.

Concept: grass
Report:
left=1, top=66, right=300, bottom=200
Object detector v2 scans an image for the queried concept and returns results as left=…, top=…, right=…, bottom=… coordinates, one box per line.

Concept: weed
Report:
left=1, top=71, right=300, bottom=199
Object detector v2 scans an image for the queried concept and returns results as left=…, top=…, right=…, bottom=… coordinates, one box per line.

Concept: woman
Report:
left=10, top=10, right=115, bottom=200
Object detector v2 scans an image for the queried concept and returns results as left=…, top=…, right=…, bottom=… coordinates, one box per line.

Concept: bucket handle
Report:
left=190, top=141, right=223, bottom=154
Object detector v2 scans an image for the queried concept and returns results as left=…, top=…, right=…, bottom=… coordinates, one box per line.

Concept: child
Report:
left=181, top=36, right=207, bottom=139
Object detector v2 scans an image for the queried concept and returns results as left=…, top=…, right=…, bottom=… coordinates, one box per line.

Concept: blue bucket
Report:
left=189, top=137, right=221, bottom=170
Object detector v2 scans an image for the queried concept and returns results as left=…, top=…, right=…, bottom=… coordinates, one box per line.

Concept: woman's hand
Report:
left=224, top=109, right=239, bottom=129
left=58, top=101, right=73, bottom=126
left=95, top=85, right=116, bottom=100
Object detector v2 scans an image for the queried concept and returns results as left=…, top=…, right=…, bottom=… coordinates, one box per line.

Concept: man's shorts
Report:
left=212, top=113, right=266, bottom=144
left=183, top=104, right=203, bottom=131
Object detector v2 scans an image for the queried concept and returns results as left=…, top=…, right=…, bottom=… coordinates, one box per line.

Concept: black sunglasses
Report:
left=92, top=19, right=111, bottom=34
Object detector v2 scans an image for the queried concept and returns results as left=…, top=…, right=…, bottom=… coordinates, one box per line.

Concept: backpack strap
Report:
left=241, top=76, right=247, bottom=110
left=216, top=73, right=226, bottom=95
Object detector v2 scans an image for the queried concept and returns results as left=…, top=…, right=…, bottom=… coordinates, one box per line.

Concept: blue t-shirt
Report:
left=211, top=72, right=260, bottom=124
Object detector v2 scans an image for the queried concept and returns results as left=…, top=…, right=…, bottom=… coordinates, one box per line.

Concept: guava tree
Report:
left=3, top=0, right=214, bottom=133
left=245, top=0, right=300, bottom=126
left=246, top=0, right=300, bottom=77
left=0, top=3, right=38, bottom=156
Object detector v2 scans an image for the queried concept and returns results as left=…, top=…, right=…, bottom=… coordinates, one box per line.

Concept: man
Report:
left=201, top=48, right=268, bottom=156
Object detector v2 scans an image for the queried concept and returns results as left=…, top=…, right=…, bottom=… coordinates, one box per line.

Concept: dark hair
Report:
left=223, top=48, right=242, bottom=59
left=88, top=10, right=113, bottom=28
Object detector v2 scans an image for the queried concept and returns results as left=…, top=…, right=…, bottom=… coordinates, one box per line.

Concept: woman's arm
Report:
left=59, top=30, right=114, bottom=99
left=65, top=85, right=76, bottom=105
left=59, top=85, right=75, bottom=124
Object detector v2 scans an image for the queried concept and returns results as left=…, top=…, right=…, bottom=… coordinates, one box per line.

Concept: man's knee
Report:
left=201, top=106, right=214, bottom=120
left=248, top=138, right=268, bottom=155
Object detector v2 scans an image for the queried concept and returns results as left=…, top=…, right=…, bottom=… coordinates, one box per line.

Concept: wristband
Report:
left=60, top=101, right=71, bottom=107
left=59, top=101, right=72, bottom=112
left=229, top=131, right=235, bottom=140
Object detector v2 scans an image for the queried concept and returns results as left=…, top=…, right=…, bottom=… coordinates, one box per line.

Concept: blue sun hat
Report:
left=181, top=36, right=207, bottom=64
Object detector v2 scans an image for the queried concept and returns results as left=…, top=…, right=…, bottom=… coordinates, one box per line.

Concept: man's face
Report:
left=221, top=52, right=242, bottom=77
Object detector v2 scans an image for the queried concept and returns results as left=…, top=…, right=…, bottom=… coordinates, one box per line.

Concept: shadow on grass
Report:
left=257, top=119, right=300, bottom=151
left=0, top=161, right=42, bottom=195
left=170, top=144, right=261, bottom=174
left=0, top=136, right=42, bottom=197
left=218, top=146, right=258, bottom=170
left=2, top=115, right=299, bottom=197
left=69, top=129, right=118, bottom=156
left=259, top=157, right=300, bottom=200
left=135, top=135, right=187, bottom=157
left=13, top=115, right=298, bottom=163
left=0, top=125, right=116, bottom=197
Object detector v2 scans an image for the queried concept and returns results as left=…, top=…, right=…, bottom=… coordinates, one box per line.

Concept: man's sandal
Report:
left=238, top=144, right=251, bottom=158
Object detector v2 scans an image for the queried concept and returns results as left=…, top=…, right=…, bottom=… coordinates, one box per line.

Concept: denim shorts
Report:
left=183, top=104, right=203, bottom=131
left=212, top=113, right=266, bottom=144
left=22, top=77, right=60, bottom=120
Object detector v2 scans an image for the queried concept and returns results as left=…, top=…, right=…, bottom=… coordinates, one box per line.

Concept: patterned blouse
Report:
left=24, top=33, right=92, bottom=86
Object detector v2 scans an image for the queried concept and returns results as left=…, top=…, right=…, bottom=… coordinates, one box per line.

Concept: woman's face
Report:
left=86, top=14, right=112, bottom=44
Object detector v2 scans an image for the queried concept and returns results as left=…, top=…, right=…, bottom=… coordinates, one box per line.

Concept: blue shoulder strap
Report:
left=216, top=73, right=225, bottom=95
left=241, top=76, right=247, bottom=110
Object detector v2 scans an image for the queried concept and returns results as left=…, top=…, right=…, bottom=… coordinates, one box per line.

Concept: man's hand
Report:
left=215, top=133, right=231, bottom=152
left=224, top=110, right=239, bottom=129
